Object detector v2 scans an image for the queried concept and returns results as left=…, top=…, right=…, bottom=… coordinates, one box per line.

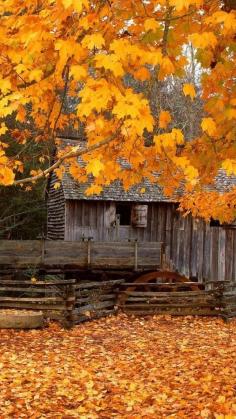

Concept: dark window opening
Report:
left=116, top=203, right=131, bottom=225
left=210, top=218, right=220, bottom=227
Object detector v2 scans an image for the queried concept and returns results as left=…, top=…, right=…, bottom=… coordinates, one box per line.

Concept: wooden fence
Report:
left=0, top=278, right=76, bottom=326
left=118, top=282, right=236, bottom=320
left=74, top=279, right=123, bottom=324
left=0, top=277, right=235, bottom=323
left=0, top=240, right=162, bottom=271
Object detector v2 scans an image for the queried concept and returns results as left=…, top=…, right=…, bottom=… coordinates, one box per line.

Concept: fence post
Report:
left=41, top=239, right=45, bottom=266
left=134, top=240, right=138, bottom=271
left=64, top=279, right=76, bottom=328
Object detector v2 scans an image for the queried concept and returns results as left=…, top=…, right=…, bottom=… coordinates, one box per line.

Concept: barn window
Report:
left=210, top=218, right=220, bottom=227
left=131, top=204, right=148, bottom=228
left=116, top=203, right=131, bottom=225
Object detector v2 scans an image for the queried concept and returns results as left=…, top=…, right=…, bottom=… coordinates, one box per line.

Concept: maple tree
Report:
left=0, top=315, right=236, bottom=417
left=0, top=0, right=236, bottom=221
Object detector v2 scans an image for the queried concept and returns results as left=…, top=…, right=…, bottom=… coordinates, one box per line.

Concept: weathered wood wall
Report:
left=64, top=200, right=175, bottom=242
left=47, top=173, right=65, bottom=240
left=0, top=240, right=162, bottom=271
left=168, top=215, right=236, bottom=283
left=64, top=200, right=236, bottom=282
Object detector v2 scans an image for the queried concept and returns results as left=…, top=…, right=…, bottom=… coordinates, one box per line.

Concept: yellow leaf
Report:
left=112, top=90, right=147, bottom=119
left=133, top=67, right=151, bottom=81
left=62, top=0, right=89, bottom=12
left=170, top=0, right=203, bottom=11
left=225, top=108, right=236, bottom=120
left=159, top=57, right=175, bottom=78
left=189, top=32, right=217, bottom=49
left=183, top=83, right=196, bottom=100
left=86, top=158, right=104, bottom=177
left=54, top=182, right=61, bottom=189
left=0, top=78, right=11, bottom=94
left=28, top=69, right=43, bottom=82
left=144, top=18, right=159, bottom=32
left=140, top=187, right=146, bottom=193
left=82, top=34, right=105, bottom=50
left=0, top=151, right=8, bottom=165
left=0, top=166, right=15, bottom=186
left=85, top=184, right=103, bottom=195
left=222, top=159, right=236, bottom=175
left=159, top=110, right=171, bottom=129
left=201, top=117, right=217, bottom=136
left=171, top=128, right=184, bottom=144
left=95, top=54, right=124, bottom=77
left=0, top=123, right=8, bottom=136
left=207, top=11, right=236, bottom=32
left=70, top=65, right=87, bottom=80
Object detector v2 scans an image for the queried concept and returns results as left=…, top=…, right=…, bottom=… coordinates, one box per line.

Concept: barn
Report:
left=46, top=137, right=236, bottom=283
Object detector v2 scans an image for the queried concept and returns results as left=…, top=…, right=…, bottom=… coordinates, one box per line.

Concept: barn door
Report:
left=115, top=203, right=132, bottom=241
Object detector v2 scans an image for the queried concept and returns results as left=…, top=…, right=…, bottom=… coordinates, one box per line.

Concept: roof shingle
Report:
left=58, top=138, right=236, bottom=202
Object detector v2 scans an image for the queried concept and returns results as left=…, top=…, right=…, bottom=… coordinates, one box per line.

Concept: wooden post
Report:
left=64, top=279, right=76, bottom=328
left=41, top=239, right=45, bottom=266
left=87, top=239, right=91, bottom=269
left=134, top=240, right=138, bottom=271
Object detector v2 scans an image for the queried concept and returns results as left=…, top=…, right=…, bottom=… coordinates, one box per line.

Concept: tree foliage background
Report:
left=0, top=0, right=236, bottom=229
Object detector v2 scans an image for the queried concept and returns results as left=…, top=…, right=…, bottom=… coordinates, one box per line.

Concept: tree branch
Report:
left=13, top=129, right=121, bottom=185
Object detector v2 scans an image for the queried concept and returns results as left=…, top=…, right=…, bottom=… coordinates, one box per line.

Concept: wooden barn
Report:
left=46, top=138, right=236, bottom=284
left=0, top=137, right=235, bottom=323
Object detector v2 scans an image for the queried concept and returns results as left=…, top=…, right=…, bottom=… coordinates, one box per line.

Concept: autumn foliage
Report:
left=0, top=0, right=236, bottom=221
left=0, top=315, right=236, bottom=418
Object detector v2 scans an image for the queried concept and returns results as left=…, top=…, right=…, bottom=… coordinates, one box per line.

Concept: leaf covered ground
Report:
left=0, top=314, right=236, bottom=418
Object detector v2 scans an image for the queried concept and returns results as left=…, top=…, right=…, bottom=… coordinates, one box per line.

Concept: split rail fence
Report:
left=0, top=277, right=235, bottom=325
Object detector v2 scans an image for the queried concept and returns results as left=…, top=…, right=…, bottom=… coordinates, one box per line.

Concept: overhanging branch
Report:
left=13, top=129, right=121, bottom=186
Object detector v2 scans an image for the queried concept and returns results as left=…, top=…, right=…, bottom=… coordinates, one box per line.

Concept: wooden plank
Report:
left=123, top=302, right=218, bottom=308
left=75, top=300, right=115, bottom=313
left=0, top=287, right=63, bottom=294
left=0, top=302, right=67, bottom=310
left=75, top=294, right=116, bottom=304
left=232, top=230, right=236, bottom=282
left=120, top=291, right=214, bottom=299
left=196, top=219, right=205, bottom=282
left=0, top=280, right=76, bottom=285
left=75, top=280, right=123, bottom=289
left=203, top=225, right=211, bottom=281
left=218, top=229, right=226, bottom=282
left=123, top=297, right=216, bottom=304
left=123, top=309, right=221, bottom=316
left=225, top=229, right=234, bottom=281
left=119, top=282, right=203, bottom=287
left=0, top=296, right=67, bottom=303
left=0, top=240, right=162, bottom=270
left=0, top=240, right=42, bottom=266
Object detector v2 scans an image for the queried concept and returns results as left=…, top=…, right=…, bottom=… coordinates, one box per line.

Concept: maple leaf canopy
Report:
left=0, top=0, right=235, bottom=222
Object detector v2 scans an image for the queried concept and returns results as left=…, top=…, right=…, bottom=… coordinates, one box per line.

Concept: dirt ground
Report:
left=0, top=314, right=236, bottom=418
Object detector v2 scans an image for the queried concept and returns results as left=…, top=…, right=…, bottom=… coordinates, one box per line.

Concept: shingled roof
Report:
left=57, top=138, right=236, bottom=202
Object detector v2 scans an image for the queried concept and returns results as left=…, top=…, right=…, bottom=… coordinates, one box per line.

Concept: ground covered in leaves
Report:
left=0, top=315, right=236, bottom=418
